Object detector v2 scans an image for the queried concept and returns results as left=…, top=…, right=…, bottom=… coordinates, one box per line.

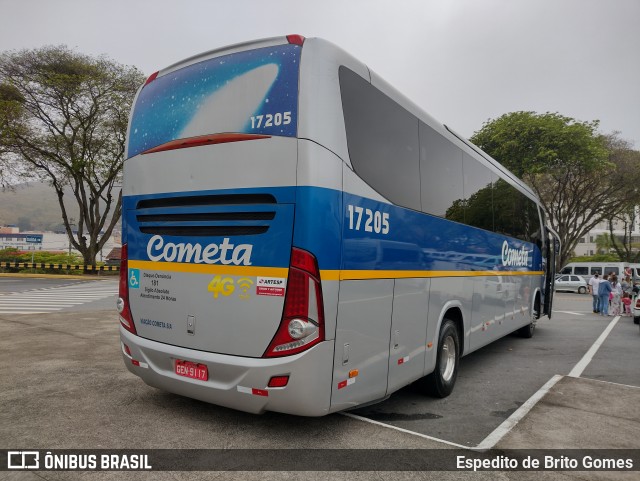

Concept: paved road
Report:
left=1, top=288, right=639, bottom=479
left=350, top=292, right=640, bottom=447
left=0, top=277, right=117, bottom=314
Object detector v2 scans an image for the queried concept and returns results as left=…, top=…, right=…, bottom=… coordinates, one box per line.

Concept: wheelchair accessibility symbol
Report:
left=128, top=268, right=140, bottom=289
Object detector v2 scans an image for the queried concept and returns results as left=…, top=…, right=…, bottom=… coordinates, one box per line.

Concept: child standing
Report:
left=622, top=293, right=632, bottom=316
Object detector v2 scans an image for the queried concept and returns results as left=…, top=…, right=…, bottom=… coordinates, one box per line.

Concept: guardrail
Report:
left=1, top=262, right=120, bottom=272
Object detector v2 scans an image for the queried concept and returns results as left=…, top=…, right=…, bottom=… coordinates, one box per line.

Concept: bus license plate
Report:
left=175, top=360, right=208, bottom=381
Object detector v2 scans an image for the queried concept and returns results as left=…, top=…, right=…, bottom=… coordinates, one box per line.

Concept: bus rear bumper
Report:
left=119, top=326, right=333, bottom=416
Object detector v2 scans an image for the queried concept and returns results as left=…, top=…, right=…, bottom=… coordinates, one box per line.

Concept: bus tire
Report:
left=518, top=295, right=540, bottom=338
left=425, top=319, right=459, bottom=398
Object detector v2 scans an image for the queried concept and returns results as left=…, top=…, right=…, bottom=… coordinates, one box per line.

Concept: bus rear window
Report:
left=127, top=44, right=300, bottom=158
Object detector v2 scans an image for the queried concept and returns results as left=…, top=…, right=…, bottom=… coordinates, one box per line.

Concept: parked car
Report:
left=554, top=274, right=588, bottom=294
left=632, top=286, right=640, bottom=324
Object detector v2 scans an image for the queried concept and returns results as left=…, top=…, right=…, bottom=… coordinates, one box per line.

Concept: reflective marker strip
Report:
left=121, top=342, right=148, bottom=368
left=397, top=356, right=409, bottom=365
left=131, top=359, right=148, bottom=368
left=338, top=378, right=356, bottom=390
left=237, top=386, right=269, bottom=397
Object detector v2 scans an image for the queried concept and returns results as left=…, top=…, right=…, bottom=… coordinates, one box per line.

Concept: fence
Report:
left=1, top=262, right=119, bottom=272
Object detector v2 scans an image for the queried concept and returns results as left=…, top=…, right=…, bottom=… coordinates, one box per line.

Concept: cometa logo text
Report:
left=146, top=235, right=253, bottom=265
left=501, top=240, right=530, bottom=267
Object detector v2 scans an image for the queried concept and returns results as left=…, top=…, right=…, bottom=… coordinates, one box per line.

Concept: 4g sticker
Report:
left=208, top=276, right=254, bottom=300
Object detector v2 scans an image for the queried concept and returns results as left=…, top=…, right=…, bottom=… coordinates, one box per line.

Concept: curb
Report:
left=0, top=273, right=115, bottom=280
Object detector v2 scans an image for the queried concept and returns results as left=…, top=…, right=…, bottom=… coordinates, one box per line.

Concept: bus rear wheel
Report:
left=424, top=319, right=459, bottom=398
left=518, top=295, right=540, bottom=338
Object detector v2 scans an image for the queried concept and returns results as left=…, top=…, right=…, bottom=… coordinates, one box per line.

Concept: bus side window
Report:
left=339, top=66, right=420, bottom=211
left=419, top=122, right=464, bottom=220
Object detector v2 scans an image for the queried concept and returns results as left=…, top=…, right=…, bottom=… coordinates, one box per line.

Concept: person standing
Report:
left=610, top=275, right=623, bottom=316
left=621, top=276, right=631, bottom=295
left=598, top=275, right=612, bottom=316
left=589, top=273, right=601, bottom=313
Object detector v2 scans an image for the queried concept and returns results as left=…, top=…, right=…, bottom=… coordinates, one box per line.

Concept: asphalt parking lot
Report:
left=1, top=282, right=639, bottom=480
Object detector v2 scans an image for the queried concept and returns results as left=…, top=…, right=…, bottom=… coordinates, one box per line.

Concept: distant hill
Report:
left=0, top=182, right=119, bottom=232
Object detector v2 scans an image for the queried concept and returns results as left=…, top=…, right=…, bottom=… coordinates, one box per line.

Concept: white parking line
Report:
left=0, top=280, right=117, bottom=314
left=554, top=310, right=585, bottom=316
left=568, top=315, right=621, bottom=378
left=475, top=374, right=563, bottom=450
left=340, top=412, right=474, bottom=450
left=573, top=376, right=640, bottom=391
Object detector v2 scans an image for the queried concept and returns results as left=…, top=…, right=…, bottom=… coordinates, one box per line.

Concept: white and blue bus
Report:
left=118, top=35, right=559, bottom=416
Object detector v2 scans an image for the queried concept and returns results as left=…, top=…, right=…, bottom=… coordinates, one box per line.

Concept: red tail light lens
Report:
left=118, top=244, right=137, bottom=334
left=141, top=133, right=271, bottom=155
left=144, top=71, right=159, bottom=86
left=264, top=248, right=324, bottom=357
left=286, top=34, right=305, bottom=46
left=268, top=376, right=290, bottom=388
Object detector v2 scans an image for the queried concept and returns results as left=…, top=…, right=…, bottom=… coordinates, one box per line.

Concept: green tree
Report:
left=470, top=111, right=640, bottom=269
left=0, top=45, right=145, bottom=265
left=595, top=232, right=612, bottom=255
left=607, top=210, right=640, bottom=263
left=0, top=82, right=23, bottom=187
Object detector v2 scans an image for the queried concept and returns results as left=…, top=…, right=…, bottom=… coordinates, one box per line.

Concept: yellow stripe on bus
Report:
left=334, top=270, right=543, bottom=280
left=128, top=260, right=542, bottom=281
left=127, top=260, right=288, bottom=278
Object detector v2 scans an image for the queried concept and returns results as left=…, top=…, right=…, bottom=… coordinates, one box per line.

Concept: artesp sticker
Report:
left=256, top=277, right=287, bottom=297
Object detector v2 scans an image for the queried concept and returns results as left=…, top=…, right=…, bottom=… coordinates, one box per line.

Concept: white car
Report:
left=554, top=274, right=588, bottom=294
left=632, top=288, right=640, bottom=324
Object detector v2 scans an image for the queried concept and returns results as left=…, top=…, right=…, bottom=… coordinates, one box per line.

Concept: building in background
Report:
left=0, top=227, right=43, bottom=251
left=0, top=226, right=120, bottom=261
left=573, top=208, right=640, bottom=256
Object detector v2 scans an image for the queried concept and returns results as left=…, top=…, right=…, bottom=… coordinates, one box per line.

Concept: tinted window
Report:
left=462, top=152, right=494, bottom=231
left=575, top=267, right=589, bottom=275
left=420, top=122, right=464, bottom=219
left=605, top=267, right=619, bottom=276
left=591, top=268, right=602, bottom=275
left=339, top=67, right=420, bottom=210
left=560, top=267, right=572, bottom=274
left=493, top=178, right=541, bottom=244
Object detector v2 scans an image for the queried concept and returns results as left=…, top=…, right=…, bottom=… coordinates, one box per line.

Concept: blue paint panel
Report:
left=123, top=186, right=296, bottom=268
left=292, top=186, right=343, bottom=271
left=122, top=186, right=542, bottom=273
left=341, top=193, right=542, bottom=272
left=128, top=44, right=300, bottom=158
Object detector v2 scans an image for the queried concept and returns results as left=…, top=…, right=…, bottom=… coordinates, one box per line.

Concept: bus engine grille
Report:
left=134, top=194, right=277, bottom=237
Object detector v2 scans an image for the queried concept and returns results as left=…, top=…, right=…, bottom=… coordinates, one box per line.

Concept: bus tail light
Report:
left=264, top=248, right=324, bottom=357
left=268, top=376, right=290, bottom=388
left=144, top=71, right=159, bottom=86
left=286, top=34, right=305, bottom=46
left=117, top=244, right=137, bottom=335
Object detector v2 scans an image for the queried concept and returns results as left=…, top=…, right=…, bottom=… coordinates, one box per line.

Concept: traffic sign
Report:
left=25, top=234, right=43, bottom=244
